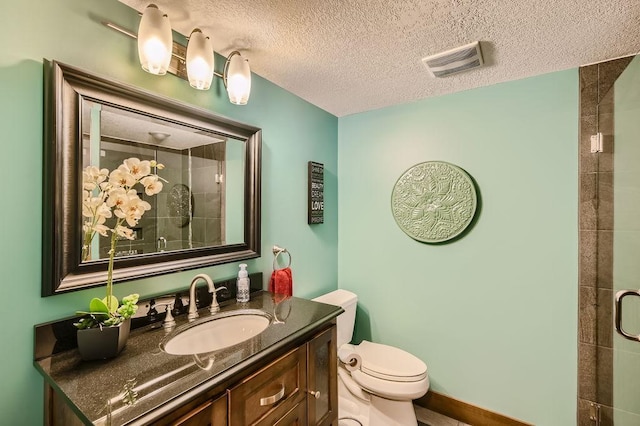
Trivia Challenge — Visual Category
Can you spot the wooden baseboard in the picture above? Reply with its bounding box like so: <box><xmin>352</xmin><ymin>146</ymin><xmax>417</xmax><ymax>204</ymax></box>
<box><xmin>415</xmin><ymin>391</ymin><xmax>533</xmax><ymax>426</ymax></box>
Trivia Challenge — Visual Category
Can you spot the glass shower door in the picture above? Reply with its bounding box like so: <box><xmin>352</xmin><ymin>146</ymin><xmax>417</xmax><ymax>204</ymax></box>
<box><xmin>611</xmin><ymin>54</ymin><xmax>640</xmax><ymax>425</ymax></box>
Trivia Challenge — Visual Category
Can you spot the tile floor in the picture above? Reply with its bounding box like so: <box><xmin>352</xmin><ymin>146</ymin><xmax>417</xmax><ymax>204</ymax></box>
<box><xmin>415</xmin><ymin>405</ymin><xmax>471</xmax><ymax>426</ymax></box>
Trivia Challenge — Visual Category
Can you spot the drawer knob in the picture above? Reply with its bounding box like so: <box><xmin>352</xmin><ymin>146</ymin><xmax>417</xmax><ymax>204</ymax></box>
<box><xmin>307</xmin><ymin>390</ymin><xmax>321</xmax><ymax>399</ymax></box>
<box><xmin>259</xmin><ymin>385</ymin><xmax>285</xmax><ymax>406</ymax></box>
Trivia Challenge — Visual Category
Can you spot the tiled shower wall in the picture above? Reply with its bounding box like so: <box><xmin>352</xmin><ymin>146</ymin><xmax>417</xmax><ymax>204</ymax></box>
<box><xmin>578</xmin><ymin>56</ymin><xmax>633</xmax><ymax>426</ymax></box>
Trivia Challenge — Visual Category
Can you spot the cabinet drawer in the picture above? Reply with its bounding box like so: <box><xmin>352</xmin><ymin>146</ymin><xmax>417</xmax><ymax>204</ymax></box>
<box><xmin>273</xmin><ymin>402</ymin><xmax>307</xmax><ymax>426</ymax></box>
<box><xmin>229</xmin><ymin>346</ymin><xmax>307</xmax><ymax>425</ymax></box>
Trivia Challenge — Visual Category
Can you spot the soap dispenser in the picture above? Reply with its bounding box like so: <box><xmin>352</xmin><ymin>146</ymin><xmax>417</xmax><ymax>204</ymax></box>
<box><xmin>236</xmin><ymin>264</ymin><xmax>250</xmax><ymax>303</ymax></box>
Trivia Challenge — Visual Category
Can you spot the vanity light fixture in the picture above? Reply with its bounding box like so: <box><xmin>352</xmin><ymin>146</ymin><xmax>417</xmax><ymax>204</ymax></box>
<box><xmin>224</xmin><ymin>51</ymin><xmax>252</xmax><ymax>105</ymax></box>
<box><xmin>103</xmin><ymin>6</ymin><xmax>252</xmax><ymax>104</ymax></box>
<box><xmin>186</xmin><ymin>29</ymin><xmax>215</xmax><ymax>90</ymax></box>
<box><xmin>137</xmin><ymin>4</ymin><xmax>173</xmax><ymax>75</ymax></box>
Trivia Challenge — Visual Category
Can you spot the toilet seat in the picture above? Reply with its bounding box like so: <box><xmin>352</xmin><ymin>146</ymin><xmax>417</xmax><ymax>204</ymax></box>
<box><xmin>351</xmin><ymin>368</ymin><xmax>430</xmax><ymax>401</ymax></box>
<box><xmin>354</xmin><ymin>341</ymin><xmax>427</xmax><ymax>382</ymax></box>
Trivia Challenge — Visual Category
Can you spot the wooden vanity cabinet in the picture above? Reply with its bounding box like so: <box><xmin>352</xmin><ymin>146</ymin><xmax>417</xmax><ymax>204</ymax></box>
<box><xmin>228</xmin><ymin>324</ymin><xmax>337</xmax><ymax>426</ymax></box>
<box><xmin>45</xmin><ymin>323</ymin><xmax>337</xmax><ymax>426</ymax></box>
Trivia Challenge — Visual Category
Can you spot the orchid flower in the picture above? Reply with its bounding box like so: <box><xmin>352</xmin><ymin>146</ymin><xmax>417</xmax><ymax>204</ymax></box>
<box><xmin>81</xmin><ymin>157</ymin><xmax>164</xmax><ymax>261</ymax></box>
<box><xmin>109</xmin><ymin>168</ymin><xmax>136</xmax><ymax>188</ymax></box>
<box><xmin>122</xmin><ymin>158</ymin><xmax>151</xmax><ymax>180</ymax></box>
<box><xmin>140</xmin><ymin>175</ymin><xmax>163</xmax><ymax>196</ymax></box>
<box><xmin>115</xmin><ymin>225</ymin><xmax>135</xmax><ymax>240</ymax></box>
<box><xmin>80</xmin><ymin>157</ymin><xmax>165</xmax><ymax>326</ymax></box>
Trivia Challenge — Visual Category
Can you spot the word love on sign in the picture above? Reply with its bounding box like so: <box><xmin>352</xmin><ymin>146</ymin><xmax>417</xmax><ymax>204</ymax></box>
<box><xmin>308</xmin><ymin>161</ymin><xmax>324</xmax><ymax>224</ymax></box>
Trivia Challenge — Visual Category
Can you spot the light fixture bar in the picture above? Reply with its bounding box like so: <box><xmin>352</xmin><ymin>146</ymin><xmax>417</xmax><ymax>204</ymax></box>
<box><xmin>103</xmin><ymin>21</ymin><xmax>138</xmax><ymax>39</ymax></box>
<box><xmin>101</xmin><ymin>20</ymin><xmax>223</xmax><ymax>79</ymax></box>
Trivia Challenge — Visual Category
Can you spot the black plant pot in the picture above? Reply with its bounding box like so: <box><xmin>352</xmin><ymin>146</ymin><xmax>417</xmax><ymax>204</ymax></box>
<box><xmin>77</xmin><ymin>318</ymin><xmax>131</xmax><ymax>361</ymax></box>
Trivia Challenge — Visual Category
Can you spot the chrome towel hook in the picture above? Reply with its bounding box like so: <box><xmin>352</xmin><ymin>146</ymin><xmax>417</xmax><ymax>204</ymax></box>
<box><xmin>272</xmin><ymin>245</ymin><xmax>292</xmax><ymax>270</ymax></box>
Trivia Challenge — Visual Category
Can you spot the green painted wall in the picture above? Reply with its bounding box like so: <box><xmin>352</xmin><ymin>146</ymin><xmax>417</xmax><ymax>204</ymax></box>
<box><xmin>338</xmin><ymin>71</ymin><xmax>578</xmax><ymax>425</ymax></box>
<box><xmin>0</xmin><ymin>1</ymin><xmax>337</xmax><ymax>424</ymax></box>
<box><xmin>0</xmin><ymin>0</ymin><xmax>584</xmax><ymax>424</ymax></box>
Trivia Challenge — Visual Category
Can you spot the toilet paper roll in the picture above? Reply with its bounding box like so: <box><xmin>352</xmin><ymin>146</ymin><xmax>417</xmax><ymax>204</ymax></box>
<box><xmin>338</xmin><ymin>345</ymin><xmax>362</xmax><ymax>372</ymax></box>
<box><xmin>343</xmin><ymin>353</ymin><xmax>361</xmax><ymax>372</ymax></box>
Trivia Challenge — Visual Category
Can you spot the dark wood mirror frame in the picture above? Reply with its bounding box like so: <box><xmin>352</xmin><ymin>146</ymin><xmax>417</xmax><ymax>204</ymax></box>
<box><xmin>42</xmin><ymin>61</ymin><xmax>261</xmax><ymax>296</ymax></box>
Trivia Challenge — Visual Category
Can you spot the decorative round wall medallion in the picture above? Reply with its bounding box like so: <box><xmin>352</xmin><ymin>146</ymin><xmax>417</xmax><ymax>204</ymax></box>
<box><xmin>391</xmin><ymin>161</ymin><xmax>477</xmax><ymax>243</ymax></box>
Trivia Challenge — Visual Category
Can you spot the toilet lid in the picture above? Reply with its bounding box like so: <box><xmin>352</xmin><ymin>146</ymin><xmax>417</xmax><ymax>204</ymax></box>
<box><xmin>356</xmin><ymin>341</ymin><xmax>427</xmax><ymax>382</ymax></box>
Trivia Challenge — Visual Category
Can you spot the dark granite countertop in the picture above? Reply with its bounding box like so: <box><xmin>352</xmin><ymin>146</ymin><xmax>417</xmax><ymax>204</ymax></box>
<box><xmin>35</xmin><ymin>292</ymin><xmax>342</xmax><ymax>425</ymax></box>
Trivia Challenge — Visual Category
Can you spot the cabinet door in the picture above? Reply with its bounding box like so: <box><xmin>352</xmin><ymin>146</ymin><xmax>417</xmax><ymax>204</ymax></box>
<box><xmin>171</xmin><ymin>394</ymin><xmax>227</xmax><ymax>426</ymax></box>
<box><xmin>45</xmin><ymin>384</ymin><xmax>84</xmax><ymax>426</ymax></box>
<box><xmin>307</xmin><ymin>325</ymin><xmax>338</xmax><ymax>426</ymax></box>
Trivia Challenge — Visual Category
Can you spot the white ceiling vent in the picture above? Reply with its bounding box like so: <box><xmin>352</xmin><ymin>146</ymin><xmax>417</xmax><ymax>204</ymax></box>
<box><xmin>422</xmin><ymin>41</ymin><xmax>484</xmax><ymax>78</ymax></box>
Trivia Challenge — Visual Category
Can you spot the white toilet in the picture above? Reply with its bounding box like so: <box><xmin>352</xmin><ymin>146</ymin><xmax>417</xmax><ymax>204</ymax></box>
<box><xmin>313</xmin><ymin>290</ymin><xmax>429</xmax><ymax>426</ymax></box>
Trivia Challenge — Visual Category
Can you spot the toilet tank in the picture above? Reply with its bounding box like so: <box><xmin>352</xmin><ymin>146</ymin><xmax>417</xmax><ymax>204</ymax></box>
<box><xmin>312</xmin><ymin>289</ymin><xmax>357</xmax><ymax>347</ymax></box>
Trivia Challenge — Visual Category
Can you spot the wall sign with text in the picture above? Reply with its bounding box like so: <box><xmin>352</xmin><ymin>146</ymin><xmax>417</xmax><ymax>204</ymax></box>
<box><xmin>308</xmin><ymin>161</ymin><xmax>324</xmax><ymax>224</ymax></box>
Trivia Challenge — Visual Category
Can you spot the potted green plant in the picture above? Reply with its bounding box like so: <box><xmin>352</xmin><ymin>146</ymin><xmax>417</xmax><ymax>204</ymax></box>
<box><xmin>74</xmin><ymin>157</ymin><xmax>165</xmax><ymax>360</ymax></box>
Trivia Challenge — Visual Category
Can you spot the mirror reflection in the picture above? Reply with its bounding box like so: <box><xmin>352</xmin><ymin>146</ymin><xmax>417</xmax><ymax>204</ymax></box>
<box><xmin>43</xmin><ymin>61</ymin><xmax>261</xmax><ymax>295</ymax></box>
<box><xmin>80</xmin><ymin>101</ymin><xmax>245</xmax><ymax>262</ymax></box>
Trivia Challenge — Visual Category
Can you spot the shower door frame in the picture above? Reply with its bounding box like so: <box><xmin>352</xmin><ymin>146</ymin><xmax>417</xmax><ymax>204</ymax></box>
<box><xmin>577</xmin><ymin>55</ymin><xmax>637</xmax><ymax>426</ymax></box>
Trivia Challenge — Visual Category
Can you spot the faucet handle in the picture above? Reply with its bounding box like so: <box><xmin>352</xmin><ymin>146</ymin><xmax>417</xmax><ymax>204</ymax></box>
<box><xmin>210</xmin><ymin>286</ymin><xmax>228</xmax><ymax>314</ymax></box>
<box><xmin>153</xmin><ymin>302</ymin><xmax>176</xmax><ymax>330</ymax></box>
<box><xmin>173</xmin><ymin>293</ymin><xmax>188</xmax><ymax>316</ymax></box>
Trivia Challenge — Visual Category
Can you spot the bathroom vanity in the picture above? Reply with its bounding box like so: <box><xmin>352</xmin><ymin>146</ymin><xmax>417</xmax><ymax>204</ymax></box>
<box><xmin>35</xmin><ymin>292</ymin><xmax>341</xmax><ymax>425</ymax></box>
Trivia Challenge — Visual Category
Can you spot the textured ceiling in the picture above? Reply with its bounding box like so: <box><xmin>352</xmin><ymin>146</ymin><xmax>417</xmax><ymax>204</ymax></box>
<box><xmin>119</xmin><ymin>0</ymin><xmax>640</xmax><ymax>117</ymax></box>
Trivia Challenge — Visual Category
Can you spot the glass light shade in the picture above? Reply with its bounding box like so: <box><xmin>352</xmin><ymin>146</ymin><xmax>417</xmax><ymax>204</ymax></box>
<box><xmin>226</xmin><ymin>54</ymin><xmax>251</xmax><ymax>105</ymax></box>
<box><xmin>137</xmin><ymin>4</ymin><xmax>173</xmax><ymax>75</ymax></box>
<box><xmin>186</xmin><ymin>29</ymin><xmax>214</xmax><ymax>90</ymax></box>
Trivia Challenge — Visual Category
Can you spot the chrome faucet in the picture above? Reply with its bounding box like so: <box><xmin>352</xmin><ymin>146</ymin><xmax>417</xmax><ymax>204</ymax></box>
<box><xmin>188</xmin><ymin>274</ymin><xmax>215</xmax><ymax>321</ymax></box>
<box><xmin>187</xmin><ymin>274</ymin><xmax>227</xmax><ymax>320</ymax></box>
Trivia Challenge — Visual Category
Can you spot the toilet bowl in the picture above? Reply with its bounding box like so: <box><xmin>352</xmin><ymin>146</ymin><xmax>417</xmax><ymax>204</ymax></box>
<box><xmin>313</xmin><ymin>290</ymin><xmax>429</xmax><ymax>426</ymax></box>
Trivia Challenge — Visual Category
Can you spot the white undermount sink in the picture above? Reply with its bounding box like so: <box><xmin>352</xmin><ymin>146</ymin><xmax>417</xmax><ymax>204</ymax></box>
<box><xmin>161</xmin><ymin>309</ymin><xmax>272</xmax><ymax>355</ymax></box>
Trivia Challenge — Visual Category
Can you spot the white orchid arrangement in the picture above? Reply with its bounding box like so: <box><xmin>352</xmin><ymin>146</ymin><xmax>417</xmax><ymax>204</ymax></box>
<box><xmin>75</xmin><ymin>157</ymin><xmax>165</xmax><ymax>330</ymax></box>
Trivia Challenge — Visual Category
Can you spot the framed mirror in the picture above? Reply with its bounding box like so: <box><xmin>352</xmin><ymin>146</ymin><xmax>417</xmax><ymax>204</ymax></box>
<box><xmin>42</xmin><ymin>61</ymin><xmax>261</xmax><ymax>296</ymax></box>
